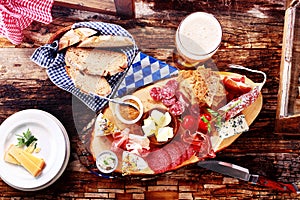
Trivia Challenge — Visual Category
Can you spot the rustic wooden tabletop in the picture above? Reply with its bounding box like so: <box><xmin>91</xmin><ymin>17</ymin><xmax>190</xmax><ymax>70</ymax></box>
<box><xmin>1</xmin><ymin>0</ymin><xmax>300</xmax><ymax>199</ymax></box>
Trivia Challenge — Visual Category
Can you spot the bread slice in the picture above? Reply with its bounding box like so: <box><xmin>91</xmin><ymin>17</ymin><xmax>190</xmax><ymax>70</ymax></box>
<box><xmin>77</xmin><ymin>35</ymin><xmax>134</xmax><ymax>48</ymax></box>
<box><xmin>198</xmin><ymin>69</ymin><xmax>226</xmax><ymax>108</ymax></box>
<box><xmin>58</xmin><ymin>28</ymin><xmax>98</xmax><ymax>51</ymax></box>
<box><xmin>65</xmin><ymin>47</ymin><xmax>128</xmax><ymax>76</ymax></box>
<box><xmin>177</xmin><ymin>68</ymin><xmax>226</xmax><ymax>107</ymax></box>
<box><xmin>65</xmin><ymin>65</ymin><xmax>112</xmax><ymax>96</ymax></box>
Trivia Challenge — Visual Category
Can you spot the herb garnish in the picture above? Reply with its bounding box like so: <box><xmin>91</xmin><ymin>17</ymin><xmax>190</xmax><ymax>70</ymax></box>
<box><xmin>16</xmin><ymin>129</ymin><xmax>38</xmax><ymax>148</ymax></box>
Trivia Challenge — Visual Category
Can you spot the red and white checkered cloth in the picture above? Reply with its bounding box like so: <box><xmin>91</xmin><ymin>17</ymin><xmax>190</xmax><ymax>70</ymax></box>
<box><xmin>0</xmin><ymin>0</ymin><xmax>54</xmax><ymax>44</ymax></box>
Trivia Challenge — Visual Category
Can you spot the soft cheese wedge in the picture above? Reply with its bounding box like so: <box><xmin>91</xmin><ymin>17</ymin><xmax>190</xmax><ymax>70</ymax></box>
<box><xmin>6</xmin><ymin>145</ymin><xmax>46</xmax><ymax>177</ymax></box>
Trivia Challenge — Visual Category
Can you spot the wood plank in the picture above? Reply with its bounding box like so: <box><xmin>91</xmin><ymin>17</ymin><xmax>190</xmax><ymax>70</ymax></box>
<box><xmin>0</xmin><ymin>49</ymin><xmax>46</xmax><ymax>80</ymax></box>
<box><xmin>144</xmin><ymin>191</ymin><xmax>179</xmax><ymax>200</ymax></box>
<box><xmin>54</xmin><ymin>0</ymin><xmax>135</xmax><ymax>18</ymax></box>
<box><xmin>114</xmin><ymin>0</ymin><xmax>135</xmax><ymax>19</ymax></box>
<box><xmin>54</xmin><ymin>0</ymin><xmax>116</xmax><ymax>15</ymax></box>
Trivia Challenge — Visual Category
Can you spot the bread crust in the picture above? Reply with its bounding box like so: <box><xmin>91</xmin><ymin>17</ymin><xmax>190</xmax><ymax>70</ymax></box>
<box><xmin>77</xmin><ymin>35</ymin><xmax>134</xmax><ymax>48</ymax></box>
<box><xmin>58</xmin><ymin>28</ymin><xmax>97</xmax><ymax>51</ymax></box>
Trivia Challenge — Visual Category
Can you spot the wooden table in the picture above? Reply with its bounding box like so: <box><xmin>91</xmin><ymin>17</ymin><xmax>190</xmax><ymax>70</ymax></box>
<box><xmin>1</xmin><ymin>0</ymin><xmax>300</xmax><ymax>199</ymax></box>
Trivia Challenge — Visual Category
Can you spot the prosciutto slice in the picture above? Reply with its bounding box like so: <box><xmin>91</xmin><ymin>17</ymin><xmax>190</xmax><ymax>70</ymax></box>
<box><xmin>111</xmin><ymin>128</ymin><xmax>130</xmax><ymax>152</ymax></box>
<box><xmin>126</xmin><ymin>134</ymin><xmax>150</xmax><ymax>156</ymax></box>
<box><xmin>111</xmin><ymin>128</ymin><xmax>150</xmax><ymax>157</ymax></box>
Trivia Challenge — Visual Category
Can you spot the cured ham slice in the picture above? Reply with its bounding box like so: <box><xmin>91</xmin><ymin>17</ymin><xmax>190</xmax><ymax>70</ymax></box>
<box><xmin>126</xmin><ymin>134</ymin><xmax>150</xmax><ymax>156</ymax></box>
<box><xmin>111</xmin><ymin>129</ymin><xmax>129</xmax><ymax>152</ymax></box>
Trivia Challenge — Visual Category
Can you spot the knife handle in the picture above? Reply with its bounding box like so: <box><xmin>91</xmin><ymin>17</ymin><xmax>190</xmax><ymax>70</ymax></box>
<box><xmin>250</xmin><ymin>175</ymin><xmax>298</xmax><ymax>193</ymax></box>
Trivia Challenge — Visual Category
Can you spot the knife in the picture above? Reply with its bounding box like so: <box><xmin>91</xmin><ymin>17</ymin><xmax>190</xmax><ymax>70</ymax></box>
<box><xmin>198</xmin><ymin>160</ymin><xmax>299</xmax><ymax>193</ymax></box>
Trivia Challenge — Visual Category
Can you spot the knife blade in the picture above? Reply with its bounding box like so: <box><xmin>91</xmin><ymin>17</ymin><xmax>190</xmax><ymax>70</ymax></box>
<box><xmin>198</xmin><ymin>160</ymin><xmax>299</xmax><ymax>193</ymax></box>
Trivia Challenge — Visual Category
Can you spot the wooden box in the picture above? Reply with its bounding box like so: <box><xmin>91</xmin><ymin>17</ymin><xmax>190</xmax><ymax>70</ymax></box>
<box><xmin>276</xmin><ymin>0</ymin><xmax>300</xmax><ymax>133</ymax></box>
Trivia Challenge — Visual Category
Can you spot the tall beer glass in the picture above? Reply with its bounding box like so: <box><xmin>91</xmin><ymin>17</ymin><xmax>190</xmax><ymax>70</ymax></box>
<box><xmin>174</xmin><ymin>12</ymin><xmax>222</xmax><ymax>69</ymax></box>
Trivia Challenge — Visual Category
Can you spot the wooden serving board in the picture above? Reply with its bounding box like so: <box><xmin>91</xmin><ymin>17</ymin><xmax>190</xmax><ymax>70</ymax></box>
<box><xmin>89</xmin><ymin>71</ymin><xmax>263</xmax><ymax>175</ymax></box>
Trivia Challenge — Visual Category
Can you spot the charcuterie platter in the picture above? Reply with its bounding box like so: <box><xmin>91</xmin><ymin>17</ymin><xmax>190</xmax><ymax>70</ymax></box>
<box><xmin>85</xmin><ymin>68</ymin><xmax>263</xmax><ymax>175</ymax></box>
<box><xmin>31</xmin><ymin>21</ymin><xmax>264</xmax><ymax>177</ymax></box>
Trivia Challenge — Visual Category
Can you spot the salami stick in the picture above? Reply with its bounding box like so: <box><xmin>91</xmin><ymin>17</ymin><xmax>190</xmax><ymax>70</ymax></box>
<box><xmin>219</xmin><ymin>86</ymin><xmax>260</xmax><ymax>121</ymax></box>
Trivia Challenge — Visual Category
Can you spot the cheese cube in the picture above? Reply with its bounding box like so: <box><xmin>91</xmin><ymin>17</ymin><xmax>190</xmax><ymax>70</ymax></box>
<box><xmin>156</xmin><ymin>127</ymin><xmax>173</xmax><ymax>142</ymax></box>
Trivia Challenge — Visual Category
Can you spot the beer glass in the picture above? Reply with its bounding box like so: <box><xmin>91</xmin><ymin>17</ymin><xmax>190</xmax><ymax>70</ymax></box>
<box><xmin>174</xmin><ymin>12</ymin><xmax>222</xmax><ymax>69</ymax></box>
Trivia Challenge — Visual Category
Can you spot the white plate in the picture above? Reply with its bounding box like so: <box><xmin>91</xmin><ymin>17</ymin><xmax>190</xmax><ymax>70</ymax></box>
<box><xmin>6</xmin><ymin>110</ymin><xmax>71</xmax><ymax>191</ymax></box>
<box><xmin>0</xmin><ymin>109</ymin><xmax>66</xmax><ymax>190</ymax></box>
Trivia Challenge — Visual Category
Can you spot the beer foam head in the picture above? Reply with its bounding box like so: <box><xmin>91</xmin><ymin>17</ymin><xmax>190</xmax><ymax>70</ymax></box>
<box><xmin>176</xmin><ymin>12</ymin><xmax>222</xmax><ymax>61</ymax></box>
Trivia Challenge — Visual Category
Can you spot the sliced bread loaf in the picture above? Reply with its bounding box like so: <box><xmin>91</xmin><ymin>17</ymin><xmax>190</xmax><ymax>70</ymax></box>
<box><xmin>65</xmin><ymin>47</ymin><xmax>128</xmax><ymax>76</ymax></box>
<box><xmin>65</xmin><ymin>65</ymin><xmax>112</xmax><ymax>96</ymax></box>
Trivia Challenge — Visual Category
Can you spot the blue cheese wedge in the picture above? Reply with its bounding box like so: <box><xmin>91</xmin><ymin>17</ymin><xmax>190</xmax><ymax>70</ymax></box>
<box><xmin>95</xmin><ymin>113</ymin><xmax>116</xmax><ymax>136</ymax></box>
<box><xmin>217</xmin><ymin>114</ymin><xmax>249</xmax><ymax>139</ymax></box>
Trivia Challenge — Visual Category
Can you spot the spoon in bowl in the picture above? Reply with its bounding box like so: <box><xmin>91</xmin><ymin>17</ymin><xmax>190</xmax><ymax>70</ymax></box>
<box><xmin>98</xmin><ymin>95</ymin><xmax>140</xmax><ymax>111</ymax></box>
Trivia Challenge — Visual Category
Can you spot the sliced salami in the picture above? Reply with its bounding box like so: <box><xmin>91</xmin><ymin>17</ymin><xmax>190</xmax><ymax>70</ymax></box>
<box><xmin>145</xmin><ymin>149</ymin><xmax>172</xmax><ymax>173</ymax></box>
<box><xmin>169</xmin><ymin>101</ymin><xmax>185</xmax><ymax>116</ymax></box>
<box><xmin>166</xmin><ymin>79</ymin><xmax>179</xmax><ymax>90</ymax></box>
<box><xmin>164</xmin><ymin>142</ymin><xmax>182</xmax><ymax>168</ymax></box>
<box><xmin>150</xmin><ymin>87</ymin><xmax>162</xmax><ymax>101</ymax></box>
<box><xmin>185</xmin><ymin>144</ymin><xmax>196</xmax><ymax>160</ymax></box>
<box><xmin>175</xmin><ymin>91</ymin><xmax>190</xmax><ymax>108</ymax></box>
<box><xmin>172</xmin><ymin>141</ymin><xmax>188</xmax><ymax>164</ymax></box>
<box><xmin>219</xmin><ymin>86</ymin><xmax>260</xmax><ymax>120</ymax></box>
<box><xmin>162</xmin><ymin>97</ymin><xmax>176</xmax><ymax>107</ymax></box>
<box><xmin>161</xmin><ymin>86</ymin><xmax>175</xmax><ymax>99</ymax></box>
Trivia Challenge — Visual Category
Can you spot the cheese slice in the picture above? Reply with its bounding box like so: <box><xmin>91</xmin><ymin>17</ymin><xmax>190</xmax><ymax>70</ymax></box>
<box><xmin>7</xmin><ymin>145</ymin><xmax>45</xmax><ymax>177</ymax></box>
<box><xmin>22</xmin><ymin>150</ymin><xmax>46</xmax><ymax>170</ymax></box>
<box><xmin>4</xmin><ymin>150</ymin><xmax>21</xmax><ymax>165</ymax></box>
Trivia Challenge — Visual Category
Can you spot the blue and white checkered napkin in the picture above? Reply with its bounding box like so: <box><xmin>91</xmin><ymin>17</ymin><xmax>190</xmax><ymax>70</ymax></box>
<box><xmin>116</xmin><ymin>52</ymin><xmax>178</xmax><ymax>97</ymax></box>
<box><xmin>31</xmin><ymin>21</ymin><xmax>178</xmax><ymax>112</ymax></box>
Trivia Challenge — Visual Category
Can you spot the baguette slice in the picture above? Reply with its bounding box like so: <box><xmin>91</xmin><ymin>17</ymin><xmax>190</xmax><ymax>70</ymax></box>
<box><xmin>58</xmin><ymin>28</ymin><xmax>98</xmax><ymax>51</ymax></box>
<box><xmin>77</xmin><ymin>35</ymin><xmax>134</xmax><ymax>48</ymax></box>
<box><xmin>65</xmin><ymin>65</ymin><xmax>112</xmax><ymax>96</ymax></box>
<box><xmin>65</xmin><ymin>47</ymin><xmax>128</xmax><ymax>76</ymax></box>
